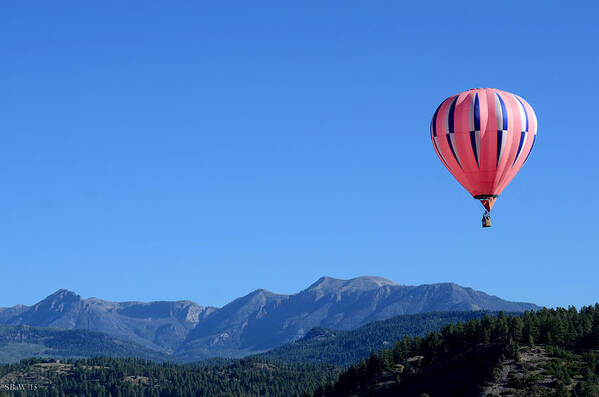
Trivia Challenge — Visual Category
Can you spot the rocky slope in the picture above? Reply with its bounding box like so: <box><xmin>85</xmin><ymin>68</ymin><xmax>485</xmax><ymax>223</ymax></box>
<box><xmin>2</xmin><ymin>289</ymin><xmax>215</xmax><ymax>353</ymax></box>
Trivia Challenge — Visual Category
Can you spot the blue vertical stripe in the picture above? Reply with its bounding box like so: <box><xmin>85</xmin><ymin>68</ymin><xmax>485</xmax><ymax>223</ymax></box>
<box><xmin>470</xmin><ymin>131</ymin><xmax>479</xmax><ymax>167</ymax></box>
<box><xmin>496</xmin><ymin>93</ymin><xmax>508</xmax><ymax>129</ymax></box>
<box><xmin>513</xmin><ymin>131</ymin><xmax>526</xmax><ymax>165</ymax></box>
<box><xmin>431</xmin><ymin>104</ymin><xmax>441</xmax><ymax>137</ymax></box>
<box><xmin>448</xmin><ymin>97</ymin><xmax>457</xmax><ymax>134</ymax></box>
<box><xmin>515</xmin><ymin>96</ymin><xmax>529</xmax><ymax>132</ymax></box>
<box><xmin>523</xmin><ymin>135</ymin><xmax>536</xmax><ymax>164</ymax></box>
<box><xmin>474</xmin><ymin>93</ymin><xmax>480</xmax><ymax>131</ymax></box>
<box><xmin>496</xmin><ymin>130</ymin><xmax>503</xmax><ymax>167</ymax></box>
<box><xmin>446</xmin><ymin>134</ymin><xmax>461</xmax><ymax>168</ymax></box>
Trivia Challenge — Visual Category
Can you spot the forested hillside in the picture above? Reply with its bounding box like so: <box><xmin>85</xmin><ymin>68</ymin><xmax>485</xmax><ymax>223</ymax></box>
<box><xmin>310</xmin><ymin>305</ymin><xmax>599</xmax><ymax>397</ymax></box>
<box><xmin>3</xmin><ymin>306</ymin><xmax>599</xmax><ymax>396</ymax></box>
<box><xmin>0</xmin><ymin>357</ymin><xmax>338</xmax><ymax>397</ymax></box>
<box><xmin>0</xmin><ymin>325</ymin><xmax>169</xmax><ymax>363</ymax></box>
<box><xmin>259</xmin><ymin>311</ymin><xmax>500</xmax><ymax>366</ymax></box>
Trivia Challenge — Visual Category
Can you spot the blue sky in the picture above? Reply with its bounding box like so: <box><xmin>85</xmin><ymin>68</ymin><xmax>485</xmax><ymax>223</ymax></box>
<box><xmin>1</xmin><ymin>1</ymin><xmax>597</xmax><ymax>309</ymax></box>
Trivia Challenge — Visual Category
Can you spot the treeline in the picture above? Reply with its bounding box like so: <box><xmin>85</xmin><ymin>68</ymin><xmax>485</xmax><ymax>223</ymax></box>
<box><xmin>259</xmin><ymin>311</ymin><xmax>499</xmax><ymax>366</ymax></box>
<box><xmin>0</xmin><ymin>356</ymin><xmax>339</xmax><ymax>397</ymax></box>
<box><xmin>0</xmin><ymin>325</ymin><xmax>168</xmax><ymax>362</ymax></box>
<box><xmin>311</xmin><ymin>305</ymin><xmax>599</xmax><ymax>396</ymax></box>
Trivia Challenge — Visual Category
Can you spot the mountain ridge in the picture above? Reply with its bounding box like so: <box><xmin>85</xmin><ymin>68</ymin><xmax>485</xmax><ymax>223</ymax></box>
<box><xmin>0</xmin><ymin>276</ymin><xmax>540</xmax><ymax>360</ymax></box>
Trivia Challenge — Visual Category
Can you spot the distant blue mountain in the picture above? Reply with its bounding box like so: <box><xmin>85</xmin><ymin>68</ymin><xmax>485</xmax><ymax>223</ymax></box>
<box><xmin>0</xmin><ymin>276</ymin><xmax>539</xmax><ymax>360</ymax></box>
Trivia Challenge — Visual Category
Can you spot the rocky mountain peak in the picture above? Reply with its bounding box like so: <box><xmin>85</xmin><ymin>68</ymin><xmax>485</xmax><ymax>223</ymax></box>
<box><xmin>48</xmin><ymin>288</ymin><xmax>79</xmax><ymax>298</ymax></box>
<box><xmin>306</xmin><ymin>276</ymin><xmax>399</xmax><ymax>293</ymax></box>
<box><xmin>38</xmin><ymin>289</ymin><xmax>82</xmax><ymax>310</ymax></box>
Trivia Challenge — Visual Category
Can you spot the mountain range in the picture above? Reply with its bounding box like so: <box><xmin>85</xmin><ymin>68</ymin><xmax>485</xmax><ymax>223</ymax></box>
<box><xmin>0</xmin><ymin>276</ymin><xmax>540</xmax><ymax>360</ymax></box>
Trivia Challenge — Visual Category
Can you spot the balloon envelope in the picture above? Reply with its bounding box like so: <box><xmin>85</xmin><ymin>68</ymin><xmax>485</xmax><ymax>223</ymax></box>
<box><xmin>430</xmin><ymin>88</ymin><xmax>537</xmax><ymax>210</ymax></box>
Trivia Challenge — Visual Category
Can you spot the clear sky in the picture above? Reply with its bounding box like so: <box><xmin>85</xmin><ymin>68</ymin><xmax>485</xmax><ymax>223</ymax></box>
<box><xmin>1</xmin><ymin>1</ymin><xmax>597</xmax><ymax>310</ymax></box>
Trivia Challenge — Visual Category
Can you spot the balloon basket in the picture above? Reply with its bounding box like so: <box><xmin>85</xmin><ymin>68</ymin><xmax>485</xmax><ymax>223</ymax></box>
<box><xmin>482</xmin><ymin>211</ymin><xmax>492</xmax><ymax>228</ymax></box>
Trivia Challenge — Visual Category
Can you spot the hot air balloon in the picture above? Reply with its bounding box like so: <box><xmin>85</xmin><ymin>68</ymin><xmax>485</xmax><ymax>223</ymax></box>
<box><xmin>430</xmin><ymin>88</ymin><xmax>537</xmax><ymax>227</ymax></box>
